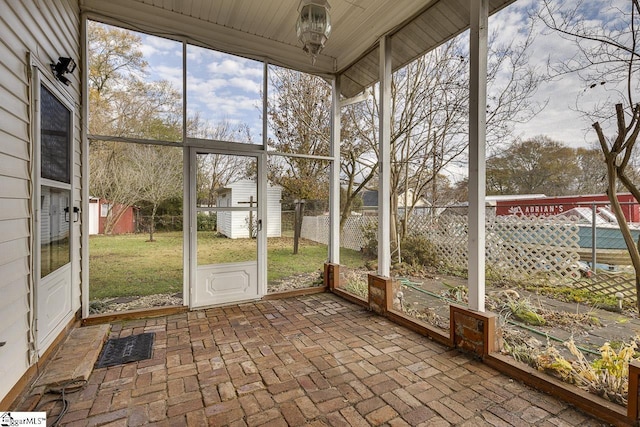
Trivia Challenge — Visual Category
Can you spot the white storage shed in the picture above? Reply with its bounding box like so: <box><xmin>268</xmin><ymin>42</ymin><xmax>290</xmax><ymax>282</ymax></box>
<box><xmin>216</xmin><ymin>180</ymin><xmax>282</xmax><ymax>239</ymax></box>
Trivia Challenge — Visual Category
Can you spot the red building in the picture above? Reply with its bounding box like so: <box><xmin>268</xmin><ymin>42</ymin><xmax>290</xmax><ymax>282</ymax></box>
<box><xmin>494</xmin><ymin>194</ymin><xmax>640</xmax><ymax>223</ymax></box>
<box><xmin>89</xmin><ymin>198</ymin><xmax>137</xmax><ymax>235</ymax></box>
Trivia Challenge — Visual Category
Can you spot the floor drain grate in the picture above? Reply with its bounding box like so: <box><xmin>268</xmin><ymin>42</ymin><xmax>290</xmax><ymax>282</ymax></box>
<box><xmin>95</xmin><ymin>332</ymin><xmax>155</xmax><ymax>368</ymax></box>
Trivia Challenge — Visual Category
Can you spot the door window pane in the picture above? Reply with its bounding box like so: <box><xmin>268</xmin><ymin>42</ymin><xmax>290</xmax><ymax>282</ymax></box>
<box><xmin>196</xmin><ymin>153</ymin><xmax>258</xmax><ymax>265</ymax></box>
<box><xmin>41</xmin><ymin>85</ymin><xmax>71</xmax><ymax>183</ymax></box>
<box><xmin>41</xmin><ymin>186</ymin><xmax>71</xmax><ymax>277</ymax></box>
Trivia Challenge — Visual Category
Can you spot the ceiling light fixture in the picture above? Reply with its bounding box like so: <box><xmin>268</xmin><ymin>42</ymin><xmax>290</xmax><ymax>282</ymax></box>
<box><xmin>296</xmin><ymin>0</ymin><xmax>331</xmax><ymax>65</ymax></box>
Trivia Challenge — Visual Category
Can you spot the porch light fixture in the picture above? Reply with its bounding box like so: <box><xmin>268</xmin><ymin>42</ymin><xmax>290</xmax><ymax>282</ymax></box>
<box><xmin>296</xmin><ymin>0</ymin><xmax>331</xmax><ymax>64</ymax></box>
<box><xmin>51</xmin><ymin>56</ymin><xmax>76</xmax><ymax>86</ymax></box>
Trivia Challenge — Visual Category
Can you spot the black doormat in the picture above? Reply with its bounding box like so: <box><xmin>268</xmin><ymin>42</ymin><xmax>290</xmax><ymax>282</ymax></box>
<box><xmin>95</xmin><ymin>332</ymin><xmax>155</xmax><ymax>368</ymax></box>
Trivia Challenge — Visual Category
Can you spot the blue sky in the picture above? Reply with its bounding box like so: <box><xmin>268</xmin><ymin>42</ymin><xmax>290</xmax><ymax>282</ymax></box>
<box><xmin>138</xmin><ymin>34</ymin><xmax>264</xmax><ymax>141</ymax></box>
<box><xmin>130</xmin><ymin>0</ymin><xmax>633</xmax><ymax>179</ymax></box>
<box><xmin>494</xmin><ymin>0</ymin><xmax>634</xmax><ymax>148</ymax></box>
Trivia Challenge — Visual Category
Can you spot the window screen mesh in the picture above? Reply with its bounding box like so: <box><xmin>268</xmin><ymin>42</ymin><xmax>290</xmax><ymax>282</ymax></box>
<box><xmin>41</xmin><ymin>85</ymin><xmax>71</xmax><ymax>183</ymax></box>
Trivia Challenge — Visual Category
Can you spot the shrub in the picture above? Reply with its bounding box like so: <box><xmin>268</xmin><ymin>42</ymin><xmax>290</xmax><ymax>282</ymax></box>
<box><xmin>360</xmin><ymin>223</ymin><xmax>439</xmax><ymax>269</ymax></box>
<box><xmin>400</xmin><ymin>234</ymin><xmax>438</xmax><ymax>267</ymax></box>
<box><xmin>197</xmin><ymin>212</ymin><xmax>216</xmax><ymax>231</ymax></box>
<box><xmin>361</xmin><ymin>222</ymin><xmax>378</xmax><ymax>257</ymax></box>
<box><xmin>568</xmin><ymin>338</ymin><xmax>636</xmax><ymax>405</ymax></box>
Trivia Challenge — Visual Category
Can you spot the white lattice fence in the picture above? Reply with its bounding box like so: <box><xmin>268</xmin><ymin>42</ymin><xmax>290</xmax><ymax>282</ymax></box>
<box><xmin>412</xmin><ymin>214</ymin><xmax>582</xmax><ymax>280</ymax></box>
<box><xmin>301</xmin><ymin>215</ymin><xmax>375</xmax><ymax>251</ymax></box>
<box><xmin>340</xmin><ymin>216</ymin><xmax>376</xmax><ymax>251</ymax></box>
<box><xmin>301</xmin><ymin>216</ymin><xmax>329</xmax><ymax>245</ymax></box>
<box><xmin>303</xmin><ymin>213</ymin><xmax>582</xmax><ymax>281</ymax></box>
<box><xmin>573</xmin><ymin>271</ymin><xmax>636</xmax><ymax>301</ymax></box>
<box><xmin>300</xmin><ymin>213</ymin><xmax>637</xmax><ymax>300</ymax></box>
<box><xmin>409</xmin><ymin>214</ymin><xmax>468</xmax><ymax>270</ymax></box>
<box><xmin>485</xmin><ymin>216</ymin><xmax>581</xmax><ymax>280</ymax></box>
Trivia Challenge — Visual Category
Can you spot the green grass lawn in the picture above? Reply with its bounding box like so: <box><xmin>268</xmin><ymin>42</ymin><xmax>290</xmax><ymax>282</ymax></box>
<box><xmin>89</xmin><ymin>232</ymin><xmax>184</xmax><ymax>299</ymax></box>
<box><xmin>267</xmin><ymin>238</ymin><xmax>367</xmax><ymax>282</ymax></box>
<box><xmin>89</xmin><ymin>231</ymin><xmax>369</xmax><ymax>300</ymax></box>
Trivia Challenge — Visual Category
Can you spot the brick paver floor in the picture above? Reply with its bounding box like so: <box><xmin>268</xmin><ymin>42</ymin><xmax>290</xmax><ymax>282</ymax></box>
<box><xmin>51</xmin><ymin>293</ymin><xmax>609</xmax><ymax>426</ymax></box>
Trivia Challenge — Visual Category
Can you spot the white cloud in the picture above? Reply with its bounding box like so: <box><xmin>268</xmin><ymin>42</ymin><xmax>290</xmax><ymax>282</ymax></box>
<box><xmin>227</xmin><ymin>77</ymin><xmax>261</xmax><ymax>94</ymax></box>
<box><xmin>187</xmin><ymin>76</ymin><xmax>261</xmax><ymax>97</ymax></box>
<box><xmin>139</xmin><ymin>44</ymin><xmax>158</xmax><ymax>57</ymax></box>
<box><xmin>137</xmin><ymin>34</ymin><xmax>265</xmax><ymax>134</ymax></box>
<box><xmin>490</xmin><ymin>0</ymin><xmax>636</xmax><ymax>148</ymax></box>
<box><xmin>131</xmin><ymin>1</ymin><xmax>635</xmax><ymax>155</ymax></box>
<box><xmin>152</xmin><ymin>65</ymin><xmax>183</xmax><ymax>87</ymax></box>
<box><xmin>139</xmin><ymin>34</ymin><xmax>181</xmax><ymax>63</ymax></box>
<box><xmin>207</xmin><ymin>59</ymin><xmax>263</xmax><ymax>79</ymax></box>
<box><xmin>142</xmin><ymin>34</ymin><xmax>181</xmax><ymax>55</ymax></box>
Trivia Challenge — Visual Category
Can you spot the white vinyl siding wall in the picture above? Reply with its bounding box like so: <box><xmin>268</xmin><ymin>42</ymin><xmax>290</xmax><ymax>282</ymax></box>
<box><xmin>0</xmin><ymin>0</ymin><xmax>80</xmax><ymax>403</ymax></box>
<box><xmin>266</xmin><ymin>184</ymin><xmax>282</xmax><ymax>238</ymax></box>
<box><xmin>230</xmin><ymin>181</ymin><xmax>256</xmax><ymax>239</ymax></box>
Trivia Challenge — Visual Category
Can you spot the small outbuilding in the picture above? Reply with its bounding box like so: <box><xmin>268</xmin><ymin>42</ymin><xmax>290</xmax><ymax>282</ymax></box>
<box><xmin>216</xmin><ymin>180</ymin><xmax>282</xmax><ymax>239</ymax></box>
<box><xmin>88</xmin><ymin>198</ymin><xmax>137</xmax><ymax>235</ymax></box>
<box><xmin>361</xmin><ymin>189</ymin><xmax>431</xmax><ymax>215</ymax></box>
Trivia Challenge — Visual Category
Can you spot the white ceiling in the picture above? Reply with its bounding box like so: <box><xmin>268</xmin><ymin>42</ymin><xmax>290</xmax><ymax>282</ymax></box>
<box><xmin>81</xmin><ymin>0</ymin><xmax>516</xmax><ymax>97</ymax></box>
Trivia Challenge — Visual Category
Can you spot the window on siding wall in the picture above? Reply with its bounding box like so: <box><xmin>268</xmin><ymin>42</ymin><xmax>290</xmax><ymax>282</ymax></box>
<box><xmin>100</xmin><ymin>203</ymin><xmax>111</xmax><ymax>217</ymax></box>
<box><xmin>41</xmin><ymin>86</ymin><xmax>71</xmax><ymax>183</ymax></box>
<box><xmin>40</xmin><ymin>84</ymin><xmax>72</xmax><ymax>278</ymax></box>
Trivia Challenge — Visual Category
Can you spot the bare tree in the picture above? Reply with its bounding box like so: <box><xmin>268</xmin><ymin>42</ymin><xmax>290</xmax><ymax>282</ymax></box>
<box><xmin>266</xmin><ymin>67</ymin><xmax>331</xmax><ymax>202</ymax></box>
<box><xmin>355</xmin><ymin>30</ymin><xmax>544</xmax><ymax>240</ymax></box>
<box><xmin>266</xmin><ymin>24</ymin><xmax>543</xmax><ymax>245</ymax></box>
<box><xmin>131</xmin><ymin>145</ymin><xmax>182</xmax><ymax>241</ymax></box>
<box><xmin>350</xmin><ymin>43</ymin><xmax>469</xmax><ymax>239</ymax></box>
<box><xmin>594</xmin><ymin>105</ymin><xmax>640</xmax><ymax>310</ymax></box>
<box><xmin>266</xmin><ymin>66</ymin><xmax>376</xmax><ymax>226</ymax></box>
<box><xmin>89</xmin><ymin>140</ymin><xmax>143</xmax><ymax>234</ymax></box>
<box><xmin>539</xmin><ymin>0</ymin><xmax>640</xmax><ymax>311</ymax></box>
<box><xmin>89</xmin><ymin>140</ymin><xmax>183</xmax><ymax>237</ymax></box>
<box><xmin>338</xmin><ymin>101</ymin><xmax>378</xmax><ymax>228</ymax></box>
<box><xmin>88</xmin><ymin>22</ymin><xmax>184</xmax><ymax>235</ymax></box>
<box><xmin>423</xmin><ymin>174</ymin><xmax>464</xmax><ymax>207</ymax></box>
<box><xmin>392</xmin><ymin>44</ymin><xmax>470</xmax><ymax>237</ymax></box>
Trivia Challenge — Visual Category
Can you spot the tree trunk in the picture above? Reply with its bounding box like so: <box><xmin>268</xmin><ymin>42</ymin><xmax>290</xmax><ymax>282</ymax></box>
<box><xmin>148</xmin><ymin>203</ymin><xmax>157</xmax><ymax>242</ymax></box>
<box><xmin>603</xmin><ymin>168</ymin><xmax>640</xmax><ymax>312</ymax></box>
<box><xmin>637</xmin><ymin>233</ymin><xmax>640</xmax><ymax>313</ymax></box>
<box><xmin>390</xmin><ymin>189</ymin><xmax>399</xmax><ymax>262</ymax></box>
<box><xmin>104</xmin><ymin>204</ymin><xmax>130</xmax><ymax>235</ymax></box>
<box><xmin>594</xmin><ymin>106</ymin><xmax>640</xmax><ymax>312</ymax></box>
<box><xmin>293</xmin><ymin>200</ymin><xmax>305</xmax><ymax>255</ymax></box>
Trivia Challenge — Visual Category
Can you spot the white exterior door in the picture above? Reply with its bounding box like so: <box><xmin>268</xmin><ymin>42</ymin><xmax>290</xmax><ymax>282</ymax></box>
<box><xmin>35</xmin><ymin>78</ymin><xmax>75</xmax><ymax>354</ymax></box>
<box><xmin>189</xmin><ymin>149</ymin><xmax>265</xmax><ymax>308</ymax></box>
